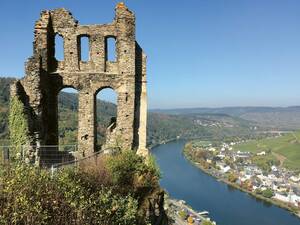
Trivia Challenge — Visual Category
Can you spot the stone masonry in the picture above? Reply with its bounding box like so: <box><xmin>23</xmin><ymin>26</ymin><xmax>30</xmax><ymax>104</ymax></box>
<box><xmin>10</xmin><ymin>2</ymin><xmax>148</xmax><ymax>165</ymax></box>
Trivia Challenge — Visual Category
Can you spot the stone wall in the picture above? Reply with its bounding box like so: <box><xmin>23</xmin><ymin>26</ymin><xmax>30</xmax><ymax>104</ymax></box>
<box><xmin>10</xmin><ymin>2</ymin><xmax>148</xmax><ymax>165</ymax></box>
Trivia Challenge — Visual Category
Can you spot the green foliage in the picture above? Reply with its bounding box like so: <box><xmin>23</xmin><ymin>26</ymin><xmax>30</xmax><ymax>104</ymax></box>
<box><xmin>0</xmin><ymin>78</ymin><xmax>14</xmax><ymax>104</ymax></box>
<box><xmin>147</xmin><ymin>112</ymin><xmax>255</xmax><ymax>147</ymax></box>
<box><xmin>106</xmin><ymin>150</ymin><xmax>160</xmax><ymax>190</ymax></box>
<box><xmin>184</xmin><ymin>142</ymin><xmax>210</xmax><ymax>167</ymax></box>
<box><xmin>251</xmin><ymin>154</ymin><xmax>279</xmax><ymax>173</ymax></box>
<box><xmin>0</xmin><ymin>78</ymin><xmax>258</xmax><ymax>149</ymax></box>
<box><xmin>0</xmin><ymin>78</ymin><xmax>16</xmax><ymax>142</ymax></box>
<box><xmin>227</xmin><ymin>172</ymin><xmax>238</xmax><ymax>183</ymax></box>
<box><xmin>8</xmin><ymin>96</ymin><xmax>30</xmax><ymax>151</ymax></box>
<box><xmin>57</xmin><ymin>91</ymin><xmax>117</xmax><ymax>146</ymax></box>
<box><xmin>255</xmin><ymin>188</ymin><xmax>263</xmax><ymax>195</ymax></box>
<box><xmin>178</xmin><ymin>210</ymin><xmax>187</xmax><ymax>220</ymax></box>
<box><xmin>0</xmin><ymin>151</ymin><xmax>161</xmax><ymax>225</ymax></box>
<box><xmin>262</xmin><ymin>188</ymin><xmax>274</xmax><ymax>198</ymax></box>
<box><xmin>58</xmin><ymin>106</ymin><xmax>78</xmax><ymax>145</ymax></box>
<box><xmin>234</xmin><ymin>131</ymin><xmax>300</xmax><ymax>171</ymax></box>
<box><xmin>147</xmin><ymin>154</ymin><xmax>161</xmax><ymax>179</ymax></box>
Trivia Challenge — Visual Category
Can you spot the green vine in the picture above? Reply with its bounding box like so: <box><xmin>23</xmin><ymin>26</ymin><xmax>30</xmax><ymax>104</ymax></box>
<box><xmin>9</xmin><ymin>96</ymin><xmax>30</xmax><ymax>150</ymax></box>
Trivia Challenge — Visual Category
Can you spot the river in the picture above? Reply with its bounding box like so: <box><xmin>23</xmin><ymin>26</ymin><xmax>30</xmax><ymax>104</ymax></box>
<box><xmin>151</xmin><ymin>140</ymin><xmax>300</xmax><ymax>225</ymax></box>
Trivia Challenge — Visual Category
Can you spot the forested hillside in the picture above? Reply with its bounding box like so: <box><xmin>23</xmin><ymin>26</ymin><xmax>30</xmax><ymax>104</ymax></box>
<box><xmin>0</xmin><ymin>77</ymin><xmax>117</xmax><ymax>146</ymax></box>
<box><xmin>147</xmin><ymin>113</ymin><xmax>256</xmax><ymax>147</ymax></box>
<box><xmin>0</xmin><ymin>77</ymin><xmax>258</xmax><ymax>147</ymax></box>
<box><xmin>57</xmin><ymin>91</ymin><xmax>117</xmax><ymax>146</ymax></box>
<box><xmin>153</xmin><ymin>106</ymin><xmax>300</xmax><ymax>130</ymax></box>
<box><xmin>0</xmin><ymin>78</ymin><xmax>16</xmax><ymax>144</ymax></box>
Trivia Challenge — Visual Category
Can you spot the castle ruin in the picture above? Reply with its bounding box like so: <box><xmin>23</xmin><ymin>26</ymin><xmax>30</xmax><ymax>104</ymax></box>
<box><xmin>10</xmin><ymin>2</ymin><xmax>148</xmax><ymax>165</ymax></box>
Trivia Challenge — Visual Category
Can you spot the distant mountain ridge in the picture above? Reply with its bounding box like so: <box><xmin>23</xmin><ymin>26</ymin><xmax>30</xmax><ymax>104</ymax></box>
<box><xmin>152</xmin><ymin>106</ymin><xmax>300</xmax><ymax>130</ymax></box>
<box><xmin>152</xmin><ymin>106</ymin><xmax>300</xmax><ymax>116</ymax></box>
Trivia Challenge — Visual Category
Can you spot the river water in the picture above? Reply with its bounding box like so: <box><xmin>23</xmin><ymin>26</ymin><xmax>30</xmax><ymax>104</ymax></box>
<box><xmin>151</xmin><ymin>140</ymin><xmax>300</xmax><ymax>225</ymax></box>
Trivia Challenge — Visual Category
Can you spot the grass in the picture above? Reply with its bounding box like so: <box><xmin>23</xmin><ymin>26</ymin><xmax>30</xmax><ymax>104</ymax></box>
<box><xmin>234</xmin><ymin>131</ymin><xmax>300</xmax><ymax>171</ymax></box>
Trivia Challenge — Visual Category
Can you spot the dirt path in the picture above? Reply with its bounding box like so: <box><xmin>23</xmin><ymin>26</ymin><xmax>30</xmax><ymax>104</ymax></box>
<box><xmin>272</xmin><ymin>152</ymin><xmax>286</xmax><ymax>167</ymax></box>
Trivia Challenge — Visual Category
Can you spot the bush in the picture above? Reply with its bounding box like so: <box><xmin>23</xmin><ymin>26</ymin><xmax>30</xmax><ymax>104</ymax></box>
<box><xmin>227</xmin><ymin>172</ymin><xmax>238</xmax><ymax>183</ymax></box>
<box><xmin>0</xmin><ymin>151</ymin><xmax>161</xmax><ymax>225</ymax></box>
<box><xmin>0</xmin><ymin>165</ymin><xmax>76</xmax><ymax>225</ymax></box>
<box><xmin>262</xmin><ymin>188</ymin><xmax>274</xmax><ymax>198</ymax></box>
<box><xmin>106</xmin><ymin>150</ymin><xmax>160</xmax><ymax>191</ymax></box>
<box><xmin>178</xmin><ymin>210</ymin><xmax>187</xmax><ymax>219</ymax></box>
<box><xmin>9</xmin><ymin>97</ymin><xmax>30</xmax><ymax>149</ymax></box>
<box><xmin>255</xmin><ymin>188</ymin><xmax>263</xmax><ymax>195</ymax></box>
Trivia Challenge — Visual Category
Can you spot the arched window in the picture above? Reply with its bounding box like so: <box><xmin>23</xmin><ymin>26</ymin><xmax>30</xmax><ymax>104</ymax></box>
<box><xmin>105</xmin><ymin>37</ymin><xmax>116</xmax><ymax>62</ymax></box>
<box><xmin>55</xmin><ymin>34</ymin><xmax>64</xmax><ymax>61</ymax></box>
<box><xmin>78</xmin><ymin>36</ymin><xmax>90</xmax><ymax>62</ymax></box>
<box><xmin>95</xmin><ymin>88</ymin><xmax>117</xmax><ymax>149</ymax></box>
<box><xmin>58</xmin><ymin>87</ymin><xmax>78</xmax><ymax>151</ymax></box>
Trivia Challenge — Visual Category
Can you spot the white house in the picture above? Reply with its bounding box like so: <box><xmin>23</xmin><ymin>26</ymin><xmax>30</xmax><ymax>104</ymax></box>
<box><xmin>221</xmin><ymin>165</ymin><xmax>231</xmax><ymax>173</ymax></box>
<box><xmin>290</xmin><ymin>176</ymin><xmax>300</xmax><ymax>183</ymax></box>
<box><xmin>208</xmin><ymin>147</ymin><xmax>216</xmax><ymax>152</ymax></box>
<box><xmin>257</xmin><ymin>151</ymin><xmax>266</xmax><ymax>156</ymax></box>
<box><xmin>274</xmin><ymin>193</ymin><xmax>300</xmax><ymax>207</ymax></box>
<box><xmin>271</xmin><ymin>166</ymin><xmax>278</xmax><ymax>172</ymax></box>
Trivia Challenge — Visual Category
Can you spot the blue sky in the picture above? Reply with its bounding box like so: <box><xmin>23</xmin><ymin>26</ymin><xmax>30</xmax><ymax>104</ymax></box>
<box><xmin>1</xmin><ymin>0</ymin><xmax>300</xmax><ymax>109</ymax></box>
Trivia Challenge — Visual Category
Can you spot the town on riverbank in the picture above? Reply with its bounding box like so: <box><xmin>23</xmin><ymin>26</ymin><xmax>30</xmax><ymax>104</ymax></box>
<box><xmin>183</xmin><ymin>136</ymin><xmax>300</xmax><ymax>218</ymax></box>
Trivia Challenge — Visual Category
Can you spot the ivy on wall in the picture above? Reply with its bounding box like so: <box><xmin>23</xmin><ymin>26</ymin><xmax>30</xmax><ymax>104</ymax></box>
<box><xmin>9</xmin><ymin>96</ymin><xmax>30</xmax><ymax>148</ymax></box>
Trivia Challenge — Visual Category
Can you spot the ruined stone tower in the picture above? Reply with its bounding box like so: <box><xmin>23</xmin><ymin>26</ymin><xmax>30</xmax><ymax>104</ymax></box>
<box><xmin>10</xmin><ymin>2</ymin><xmax>148</xmax><ymax>165</ymax></box>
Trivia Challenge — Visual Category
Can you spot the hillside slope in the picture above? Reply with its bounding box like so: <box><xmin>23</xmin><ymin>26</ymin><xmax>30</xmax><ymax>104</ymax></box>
<box><xmin>0</xmin><ymin>78</ymin><xmax>116</xmax><ymax>145</ymax></box>
<box><xmin>0</xmin><ymin>77</ymin><xmax>255</xmax><ymax>147</ymax></box>
<box><xmin>234</xmin><ymin>131</ymin><xmax>300</xmax><ymax>171</ymax></box>
<box><xmin>153</xmin><ymin>106</ymin><xmax>300</xmax><ymax>130</ymax></box>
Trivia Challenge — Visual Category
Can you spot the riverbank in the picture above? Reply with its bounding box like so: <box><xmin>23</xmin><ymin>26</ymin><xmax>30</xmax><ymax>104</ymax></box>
<box><xmin>166</xmin><ymin>198</ymin><xmax>216</xmax><ymax>225</ymax></box>
<box><xmin>183</xmin><ymin>144</ymin><xmax>300</xmax><ymax>219</ymax></box>
<box><xmin>150</xmin><ymin>140</ymin><xmax>217</xmax><ymax>225</ymax></box>
<box><xmin>152</xmin><ymin>139</ymin><xmax>300</xmax><ymax>225</ymax></box>
<box><xmin>149</xmin><ymin>138</ymin><xmax>181</xmax><ymax>149</ymax></box>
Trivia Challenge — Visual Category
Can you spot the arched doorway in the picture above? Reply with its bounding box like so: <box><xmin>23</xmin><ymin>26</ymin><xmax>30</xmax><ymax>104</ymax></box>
<box><xmin>58</xmin><ymin>87</ymin><xmax>78</xmax><ymax>152</ymax></box>
<box><xmin>95</xmin><ymin>88</ymin><xmax>117</xmax><ymax>150</ymax></box>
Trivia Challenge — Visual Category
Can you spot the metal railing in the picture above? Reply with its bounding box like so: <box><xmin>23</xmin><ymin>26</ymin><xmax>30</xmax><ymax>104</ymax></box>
<box><xmin>0</xmin><ymin>145</ymin><xmax>116</xmax><ymax>173</ymax></box>
<box><xmin>0</xmin><ymin>145</ymin><xmax>77</xmax><ymax>166</ymax></box>
<box><xmin>49</xmin><ymin>148</ymin><xmax>110</xmax><ymax>176</ymax></box>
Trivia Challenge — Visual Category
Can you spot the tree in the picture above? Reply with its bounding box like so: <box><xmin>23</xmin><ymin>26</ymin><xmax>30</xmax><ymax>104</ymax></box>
<box><xmin>255</xmin><ymin>188</ymin><xmax>263</xmax><ymax>195</ymax></box>
<box><xmin>187</xmin><ymin>216</ymin><xmax>194</xmax><ymax>224</ymax></box>
<box><xmin>227</xmin><ymin>172</ymin><xmax>238</xmax><ymax>183</ymax></box>
<box><xmin>262</xmin><ymin>188</ymin><xmax>274</xmax><ymax>198</ymax></box>
<box><xmin>178</xmin><ymin>210</ymin><xmax>187</xmax><ymax>220</ymax></box>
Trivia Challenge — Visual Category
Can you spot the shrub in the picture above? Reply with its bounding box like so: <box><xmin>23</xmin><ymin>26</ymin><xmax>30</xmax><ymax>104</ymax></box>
<box><xmin>255</xmin><ymin>188</ymin><xmax>263</xmax><ymax>195</ymax></box>
<box><xmin>0</xmin><ymin>164</ymin><xmax>75</xmax><ymax>225</ymax></box>
<box><xmin>106</xmin><ymin>150</ymin><xmax>160</xmax><ymax>191</ymax></box>
<box><xmin>262</xmin><ymin>188</ymin><xmax>274</xmax><ymax>198</ymax></box>
<box><xmin>9</xmin><ymin>97</ymin><xmax>30</xmax><ymax>149</ymax></box>
<box><xmin>227</xmin><ymin>172</ymin><xmax>238</xmax><ymax>183</ymax></box>
<box><xmin>178</xmin><ymin>210</ymin><xmax>187</xmax><ymax>219</ymax></box>
<box><xmin>0</xmin><ymin>151</ymin><xmax>161</xmax><ymax>225</ymax></box>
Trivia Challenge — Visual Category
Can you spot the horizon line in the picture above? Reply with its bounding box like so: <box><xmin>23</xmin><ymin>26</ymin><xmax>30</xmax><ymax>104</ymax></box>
<box><xmin>149</xmin><ymin>105</ymin><xmax>300</xmax><ymax>111</ymax></box>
